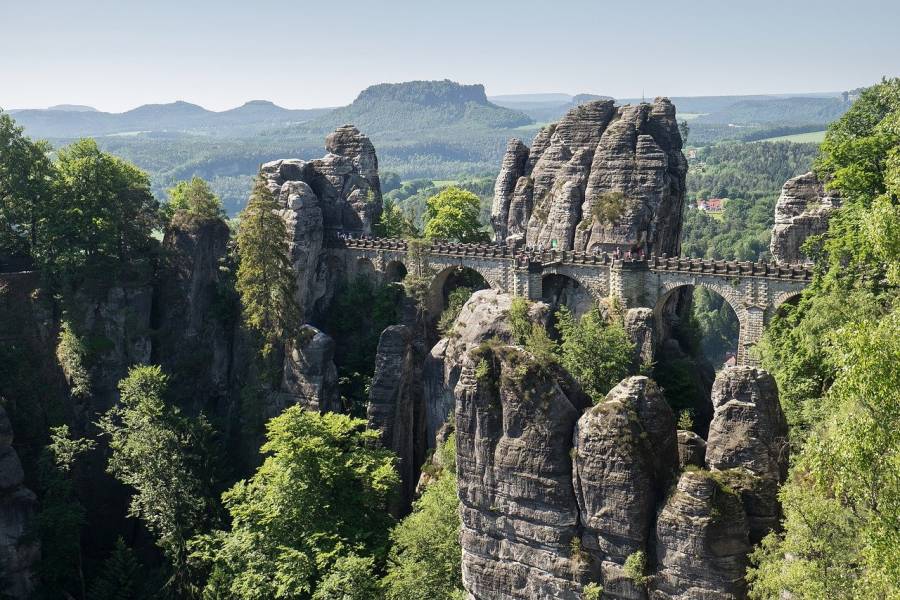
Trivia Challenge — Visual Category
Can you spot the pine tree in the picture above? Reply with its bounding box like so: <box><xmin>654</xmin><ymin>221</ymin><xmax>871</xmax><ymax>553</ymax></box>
<box><xmin>235</xmin><ymin>177</ymin><xmax>300</xmax><ymax>357</ymax></box>
<box><xmin>89</xmin><ymin>538</ymin><xmax>145</xmax><ymax>600</ymax></box>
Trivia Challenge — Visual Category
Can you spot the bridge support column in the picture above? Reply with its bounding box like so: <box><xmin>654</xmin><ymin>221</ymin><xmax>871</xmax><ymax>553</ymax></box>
<box><xmin>737</xmin><ymin>306</ymin><xmax>765</xmax><ymax>366</ymax></box>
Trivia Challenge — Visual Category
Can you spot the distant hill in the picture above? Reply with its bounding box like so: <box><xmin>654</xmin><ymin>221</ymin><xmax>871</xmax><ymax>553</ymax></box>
<box><xmin>693</xmin><ymin>96</ymin><xmax>848</xmax><ymax>125</ymax></box>
<box><xmin>46</xmin><ymin>104</ymin><xmax>97</xmax><ymax>112</ymax></box>
<box><xmin>6</xmin><ymin>100</ymin><xmax>332</xmax><ymax>138</ymax></box>
<box><xmin>302</xmin><ymin>80</ymin><xmax>533</xmax><ymax>133</ymax></box>
<box><xmin>491</xmin><ymin>92</ymin><xmax>613</xmax><ymax>121</ymax></box>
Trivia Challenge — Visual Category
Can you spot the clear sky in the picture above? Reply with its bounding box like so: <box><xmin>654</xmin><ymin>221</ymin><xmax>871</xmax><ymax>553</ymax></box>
<box><xmin>2</xmin><ymin>0</ymin><xmax>897</xmax><ymax>112</ymax></box>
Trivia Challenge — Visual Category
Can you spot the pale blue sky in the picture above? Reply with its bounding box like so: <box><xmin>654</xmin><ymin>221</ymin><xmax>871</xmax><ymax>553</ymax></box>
<box><xmin>2</xmin><ymin>0</ymin><xmax>897</xmax><ymax>112</ymax></box>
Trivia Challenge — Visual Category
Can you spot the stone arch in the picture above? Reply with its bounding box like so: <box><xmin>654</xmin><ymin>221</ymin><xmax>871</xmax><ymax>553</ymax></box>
<box><xmin>772</xmin><ymin>290</ymin><xmax>803</xmax><ymax>313</ymax></box>
<box><xmin>653</xmin><ymin>279</ymin><xmax>748</xmax><ymax>366</ymax></box>
<box><xmin>540</xmin><ymin>273</ymin><xmax>595</xmax><ymax>319</ymax></box>
<box><xmin>354</xmin><ymin>257</ymin><xmax>376</xmax><ymax>281</ymax></box>
<box><xmin>426</xmin><ymin>265</ymin><xmax>492</xmax><ymax>323</ymax></box>
<box><xmin>384</xmin><ymin>260</ymin><xmax>408</xmax><ymax>283</ymax></box>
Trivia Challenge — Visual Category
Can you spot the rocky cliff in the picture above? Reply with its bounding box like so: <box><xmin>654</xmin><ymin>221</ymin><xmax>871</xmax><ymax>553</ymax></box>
<box><xmin>770</xmin><ymin>171</ymin><xmax>840</xmax><ymax>264</ymax></box>
<box><xmin>447</xmin><ymin>292</ymin><xmax>787</xmax><ymax>600</ymax></box>
<box><xmin>259</xmin><ymin>125</ymin><xmax>383</xmax><ymax>321</ymax></box>
<box><xmin>0</xmin><ymin>408</ymin><xmax>38</xmax><ymax>599</ymax></box>
<box><xmin>491</xmin><ymin>99</ymin><xmax>687</xmax><ymax>255</ymax></box>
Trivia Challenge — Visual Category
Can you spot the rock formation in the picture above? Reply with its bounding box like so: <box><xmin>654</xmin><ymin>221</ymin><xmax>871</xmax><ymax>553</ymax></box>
<box><xmin>573</xmin><ymin>377</ymin><xmax>676</xmax><ymax>600</ymax></box>
<box><xmin>624</xmin><ymin>308</ymin><xmax>655</xmax><ymax>370</ymax></box>
<box><xmin>156</xmin><ymin>214</ymin><xmax>233</xmax><ymax>411</ymax></box>
<box><xmin>424</xmin><ymin>289</ymin><xmax>548</xmax><ymax>449</ymax></box>
<box><xmin>259</xmin><ymin>125</ymin><xmax>383</xmax><ymax>320</ymax></box>
<box><xmin>0</xmin><ymin>408</ymin><xmax>37</xmax><ymax>599</ymax></box>
<box><xmin>770</xmin><ymin>171</ymin><xmax>840</xmax><ymax>264</ymax></box>
<box><xmin>367</xmin><ymin>324</ymin><xmax>426</xmax><ymax>507</ymax></box>
<box><xmin>276</xmin><ymin>325</ymin><xmax>340</xmax><ymax>415</ymax></box>
<box><xmin>490</xmin><ymin>99</ymin><xmax>687</xmax><ymax>255</ymax></box>
<box><xmin>653</xmin><ymin>470</ymin><xmax>751</xmax><ymax>600</ymax></box>
<box><xmin>706</xmin><ymin>367</ymin><xmax>788</xmax><ymax>543</ymax></box>
<box><xmin>449</xmin><ymin>294</ymin><xmax>789</xmax><ymax>600</ymax></box>
<box><xmin>456</xmin><ymin>342</ymin><xmax>591</xmax><ymax>599</ymax></box>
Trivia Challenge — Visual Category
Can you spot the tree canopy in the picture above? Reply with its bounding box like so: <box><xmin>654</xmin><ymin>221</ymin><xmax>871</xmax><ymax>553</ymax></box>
<box><xmin>423</xmin><ymin>186</ymin><xmax>489</xmax><ymax>243</ymax></box>
<box><xmin>194</xmin><ymin>408</ymin><xmax>399</xmax><ymax>599</ymax></box>
<box><xmin>165</xmin><ymin>176</ymin><xmax>225</xmax><ymax>221</ymax></box>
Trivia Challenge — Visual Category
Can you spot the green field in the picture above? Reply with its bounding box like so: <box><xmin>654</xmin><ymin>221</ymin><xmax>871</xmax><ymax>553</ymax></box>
<box><xmin>756</xmin><ymin>130</ymin><xmax>827</xmax><ymax>143</ymax></box>
<box><xmin>678</xmin><ymin>112</ymin><xmax>707</xmax><ymax>121</ymax></box>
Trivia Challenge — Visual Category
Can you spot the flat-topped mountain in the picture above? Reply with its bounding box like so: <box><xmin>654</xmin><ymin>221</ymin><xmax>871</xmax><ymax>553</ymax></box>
<box><xmin>302</xmin><ymin>79</ymin><xmax>533</xmax><ymax>133</ymax></box>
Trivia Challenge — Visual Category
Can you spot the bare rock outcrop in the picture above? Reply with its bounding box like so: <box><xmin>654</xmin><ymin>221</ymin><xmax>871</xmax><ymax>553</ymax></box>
<box><xmin>652</xmin><ymin>470</ymin><xmax>751</xmax><ymax>600</ymax></box>
<box><xmin>156</xmin><ymin>214</ymin><xmax>233</xmax><ymax>410</ymax></box>
<box><xmin>624</xmin><ymin>308</ymin><xmax>655</xmax><ymax>370</ymax></box>
<box><xmin>706</xmin><ymin>367</ymin><xmax>788</xmax><ymax>543</ymax></box>
<box><xmin>0</xmin><ymin>408</ymin><xmax>37</xmax><ymax>599</ymax></box>
<box><xmin>258</xmin><ymin>125</ymin><xmax>383</xmax><ymax>320</ymax></box>
<box><xmin>367</xmin><ymin>324</ymin><xmax>426</xmax><ymax>507</ymax></box>
<box><xmin>573</xmin><ymin>377</ymin><xmax>677</xmax><ymax>600</ymax></box>
<box><xmin>275</xmin><ymin>325</ymin><xmax>340</xmax><ymax>415</ymax></box>
<box><xmin>457</xmin><ymin>342</ymin><xmax>591</xmax><ymax>600</ymax></box>
<box><xmin>492</xmin><ymin>98</ymin><xmax>686</xmax><ymax>255</ymax></box>
<box><xmin>770</xmin><ymin>171</ymin><xmax>840</xmax><ymax>264</ymax></box>
<box><xmin>423</xmin><ymin>290</ymin><xmax>548</xmax><ymax>449</ymax></box>
<box><xmin>676</xmin><ymin>430</ymin><xmax>706</xmax><ymax>469</ymax></box>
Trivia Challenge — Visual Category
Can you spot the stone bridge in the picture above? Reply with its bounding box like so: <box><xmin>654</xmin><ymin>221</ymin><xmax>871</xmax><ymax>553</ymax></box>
<box><xmin>326</xmin><ymin>237</ymin><xmax>812</xmax><ymax>365</ymax></box>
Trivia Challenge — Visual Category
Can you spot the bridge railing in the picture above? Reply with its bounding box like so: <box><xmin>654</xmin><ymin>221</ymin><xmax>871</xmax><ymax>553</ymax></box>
<box><xmin>326</xmin><ymin>236</ymin><xmax>813</xmax><ymax>281</ymax></box>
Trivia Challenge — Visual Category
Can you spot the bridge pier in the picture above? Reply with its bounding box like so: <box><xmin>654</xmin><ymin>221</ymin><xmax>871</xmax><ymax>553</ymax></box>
<box><xmin>737</xmin><ymin>306</ymin><xmax>765</xmax><ymax>366</ymax></box>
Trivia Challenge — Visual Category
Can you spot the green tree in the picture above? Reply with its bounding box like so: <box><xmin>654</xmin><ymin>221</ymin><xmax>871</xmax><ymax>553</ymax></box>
<box><xmin>89</xmin><ymin>538</ymin><xmax>148</xmax><ymax>600</ymax></box>
<box><xmin>165</xmin><ymin>177</ymin><xmax>225</xmax><ymax>221</ymax></box>
<box><xmin>34</xmin><ymin>426</ymin><xmax>95</xmax><ymax>600</ymax></box>
<box><xmin>194</xmin><ymin>408</ymin><xmax>399</xmax><ymax>599</ymax></box>
<box><xmin>43</xmin><ymin>139</ymin><xmax>159</xmax><ymax>277</ymax></box>
<box><xmin>97</xmin><ymin>365</ymin><xmax>216</xmax><ymax>597</ymax></box>
<box><xmin>749</xmin><ymin>308</ymin><xmax>900</xmax><ymax>599</ymax></box>
<box><xmin>383</xmin><ymin>435</ymin><xmax>463</xmax><ymax>600</ymax></box>
<box><xmin>235</xmin><ymin>176</ymin><xmax>300</xmax><ymax>357</ymax></box>
<box><xmin>374</xmin><ymin>197</ymin><xmax>418</xmax><ymax>238</ymax></box>
<box><xmin>556</xmin><ymin>306</ymin><xmax>634</xmax><ymax>402</ymax></box>
<box><xmin>423</xmin><ymin>187</ymin><xmax>489</xmax><ymax>243</ymax></box>
<box><xmin>749</xmin><ymin>79</ymin><xmax>900</xmax><ymax>600</ymax></box>
<box><xmin>313</xmin><ymin>554</ymin><xmax>382</xmax><ymax>600</ymax></box>
<box><xmin>0</xmin><ymin>110</ymin><xmax>52</xmax><ymax>257</ymax></box>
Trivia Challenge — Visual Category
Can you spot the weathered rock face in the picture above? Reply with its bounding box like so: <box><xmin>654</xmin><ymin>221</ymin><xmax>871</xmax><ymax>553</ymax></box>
<box><xmin>676</xmin><ymin>430</ymin><xmax>707</xmax><ymax>469</ymax></box>
<box><xmin>573</xmin><ymin>377</ymin><xmax>677</xmax><ymax>600</ymax></box>
<box><xmin>457</xmin><ymin>343</ymin><xmax>591</xmax><ymax>600</ymax></box>
<box><xmin>706</xmin><ymin>367</ymin><xmax>788</xmax><ymax>543</ymax></box>
<box><xmin>423</xmin><ymin>289</ymin><xmax>548</xmax><ymax>449</ymax></box>
<box><xmin>770</xmin><ymin>171</ymin><xmax>840</xmax><ymax>264</ymax></box>
<box><xmin>0</xmin><ymin>408</ymin><xmax>37</xmax><ymax>600</ymax></box>
<box><xmin>258</xmin><ymin>125</ymin><xmax>383</xmax><ymax>320</ymax></box>
<box><xmin>276</xmin><ymin>325</ymin><xmax>340</xmax><ymax>416</ymax></box>
<box><xmin>366</xmin><ymin>324</ymin><xmax>425</xmax><ymax>507</ymax></box>
<box><xmin>491</xmin><ymin>98</ymin><xmax>686</xmax><ymax>255</ymax></box>
<box><xmin>624</xmin><ymin>308</ymin><xmax>655</xmax><ymax>370</ymax></box>
<box><xmin>653</xmin><ymin>471</ymin><xmax>750</xmax><ymax>600</ymax></box>
<box><xmin>156</xmin><ymin>215</ymin><xmax>233</xmax><ymax>410</ymax></box>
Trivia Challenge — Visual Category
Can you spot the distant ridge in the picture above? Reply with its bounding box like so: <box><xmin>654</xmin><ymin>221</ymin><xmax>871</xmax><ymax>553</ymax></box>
<box><xmin>302</xmin><ymin>79</ymin><xmax>533</xmax><ymax>133</ymax></box>
<box><xmin>6</xmin><ymin>100</ymin><xmax>332</xmax><ymax>138</ymax></box>
<box><xmin>47</xmin><ymin>104</ymin><xmax>97</xmax><ymax>112</ymax></box>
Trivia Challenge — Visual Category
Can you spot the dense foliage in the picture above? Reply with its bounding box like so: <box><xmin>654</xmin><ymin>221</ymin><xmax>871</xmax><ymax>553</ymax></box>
<box><xmin>164</xmin><ymin>176</ymin><xmax>225</xmax><ymax>221</ymax></box>
<box><xmin>749</xmin><ymin>78</ymin><xmax>900</xmax><ymax>599</ymax></box>
<box><xmin>235</xmin><ymin>176</ymin><xmax>301</xmax><ymax>357</ymax></box>
<box><xmin>98</xmin><ymin>365</ymin><xmax>218</xmax><ymax>597</ymax></box>
<box><xmin>383</xmin><ymin>435</ymin><xmax>464</xmax><ymax>600</ymax></box>
<box><xmin>194</xmin><ymin>408</ymin><xmax>399</xmax><ymax>599</ymax></box>
<box><xmin>423</xmin><ymin>186</ymin><xmax>490</xmax><ymax>243</ymax></box>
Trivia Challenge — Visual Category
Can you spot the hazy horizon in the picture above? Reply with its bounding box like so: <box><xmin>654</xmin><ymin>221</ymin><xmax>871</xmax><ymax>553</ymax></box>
<box><xmin>3</xmin><ymin>0</ymin><xmax>898</xmax><ymax>112</ymax></box>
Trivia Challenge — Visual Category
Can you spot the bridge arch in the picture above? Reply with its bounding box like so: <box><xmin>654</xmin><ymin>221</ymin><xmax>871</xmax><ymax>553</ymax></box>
<box><xmin>426</xmin><ymin>265</ymin><xmax>493</xmax><ymax>323</ymax></box>
<box><xmin>384</xmin><ymin>260</ymin><xmax>407</xmax><ymax>283</ymax></box>
<box><xmin>540</xmin><ymin>273</ymin><xmax>595</xmax><ymax>319</ymax></box>
<box><xmin>354</xmin><ymin>257</ymin><xmax>377</xmax><ymax>281</ymax></box>
<box><xmin>772</xmin><ymin>289</ymin><xmax>803</xmax><ymax>313</ymax></box>
<box><xmin>654</xmin><ymin>279</ymin><xmax>748</xmax><ymax>367</ymax></box>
